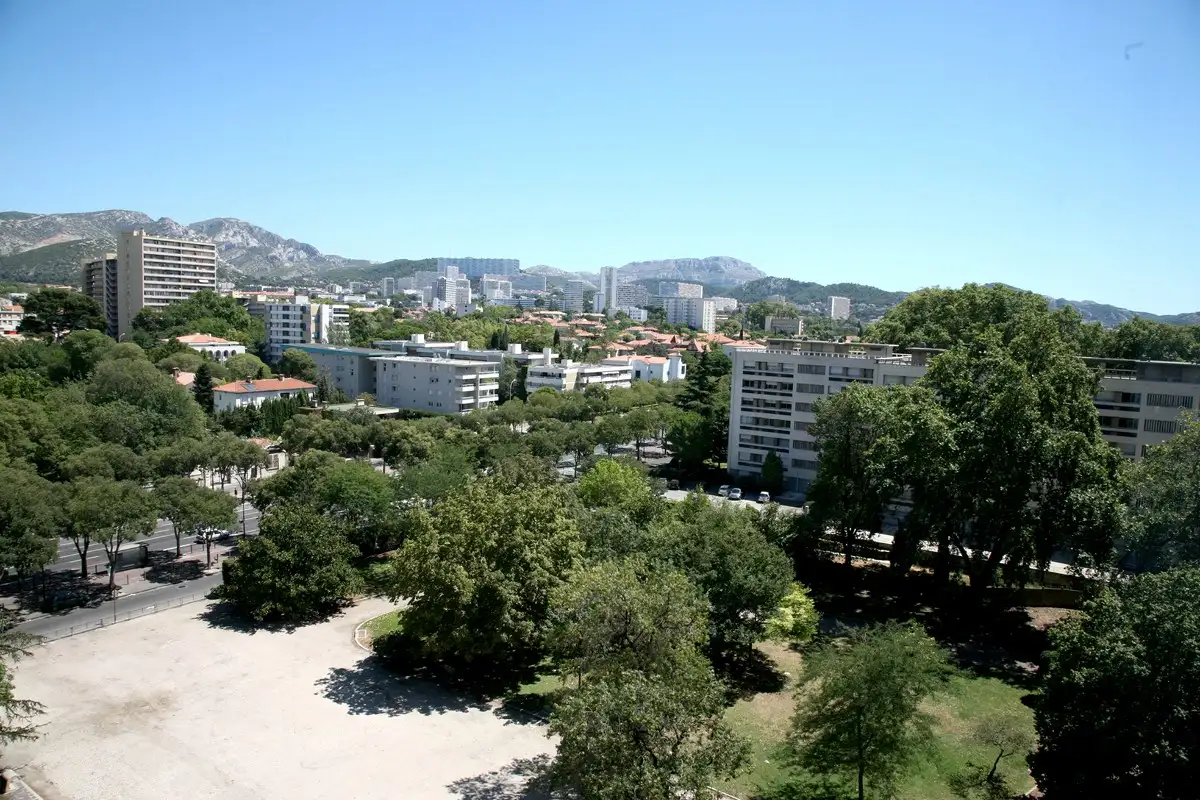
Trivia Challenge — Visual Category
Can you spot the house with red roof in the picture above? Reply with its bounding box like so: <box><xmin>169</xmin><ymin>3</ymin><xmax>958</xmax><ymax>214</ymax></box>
<box><xmin>174</xmin><ymin>333</ymin><xmax>247</xmax><ymax>362</ymax></box>
<box><xmin>212</xmin><ymin>377</ymin><xmax>315</xmax><ymax>413</ymax></box>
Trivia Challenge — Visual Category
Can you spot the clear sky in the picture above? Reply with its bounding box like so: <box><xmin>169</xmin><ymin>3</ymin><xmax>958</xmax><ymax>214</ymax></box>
<box><xmin>1</xmin><ymin>1</ymin><xmax>1198</xmax><ymax>312</ymax></box>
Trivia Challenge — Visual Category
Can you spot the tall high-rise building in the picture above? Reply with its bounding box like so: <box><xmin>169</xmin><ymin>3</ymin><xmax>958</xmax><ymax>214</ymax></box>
<box><xmin>510</xmin><ymin>273</ymin><xmax>548</xmax><ymax>292</ymax></box>
<box><xmin>562</xmin><ymin>280</ymin><xmax>586</xmax><ymax>313</ymax></box>
<box><xmin>113</xmin><ymin>230</ymin><xmax>217</xmax><ymax>336</ymax></box>
<box><xmin>828</xmin><ymin>296</ymin><xmax>851</xmax><ymax>321</ymax></box>
<box><xmin>82</xmin><ymin>253</ymin><xmax>119</xmax><ymax>336</ymax></box>
<box><xmin>381</xmin><ymin>277</ymin><xmax>395</xmax><ymax>297</ymax></box>
<box><xmin>616</xmin><ymin>283</ymin><xmax>649</xmax><ymax>307</ymax></box>
<box><xmin>437</xmin><ymin>257</ymin><xmax>520</xmax><ymax>278</ymax></box>
<box><xmin>598</xmin><ymin>267</ymin><xmax>619</xmax><ymax>314</ymax></box>
<box><xmin>662</xmin><ymin>297</ymin><xmax>716</xmax><ymax>333</ymax></box>
<box><xmin>658</xmin><ymin>281</ymin><xmax>704</xmax><ymax>298</ymax></box>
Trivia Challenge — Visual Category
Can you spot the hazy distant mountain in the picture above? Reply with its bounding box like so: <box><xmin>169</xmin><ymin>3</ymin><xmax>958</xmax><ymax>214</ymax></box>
<box><xmin>1047</xmin><ymin>297</ymin><xmax>1200</xmax><ymax>327</ymax></box>
<box><xmin>0</xmin><ymin>209</ymin><xmax>369</xmax><ymax>284</ymax></box>
<box><xmin>616</xmin><ymin>256</ymin><xmax>765</xmax><ymax>286</ymax></box>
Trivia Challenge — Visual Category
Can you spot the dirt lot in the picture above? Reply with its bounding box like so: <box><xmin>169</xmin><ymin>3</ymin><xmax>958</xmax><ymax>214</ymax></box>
<box><xmin>7</xmin><ymin>597</ymin><xmax>553</xmax><ymax>800</ymax></box>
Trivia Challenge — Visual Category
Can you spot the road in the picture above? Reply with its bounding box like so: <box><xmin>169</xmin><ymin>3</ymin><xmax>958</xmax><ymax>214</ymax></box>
<box><xmin>51</xmin><ymin>502</ymin><xmax>261</xmax><ymax>574</ymax></box>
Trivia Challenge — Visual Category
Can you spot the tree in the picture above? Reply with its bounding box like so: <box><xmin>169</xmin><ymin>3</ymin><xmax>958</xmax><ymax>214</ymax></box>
<box><xmin>277</xmin><ymin>348</ymin><xmax>319</xmax><ymax>382</ymax></box>
<box><xmin>665</xmin><ymin>410</ymin><xmax>710</xmax><ymax>472</ymax></box>
<box><xmin>220</xmin><ymin>503</ymin><xmax>362</xmax><ymax>623</ymax></box>
<box><xmin>152</xmin><ymin>477</ymin><xmax>235</xmax><ymax>561</ymax></box>
<box><xmin>0</xmin><ymin>467</ymin><xmax>60</xmax><ymax>584</ymax></box>
<box><xmin>1126</xmin><ymin>412</ymin><xmax>1200</xmax><ymax>570</ymax></box>
<box><xmin>948</xmin><ymin>713</ymin><xmax>1034</xmax><ymax>800</ymax></box>
<box><xmin>18</xmin><ymin>288</ymin><xmax>104</xmax><ymax>340</ymax></box>
<box><xmin>760</xmin><ymin>450</ymin><xmax>784</xmax><ymax>495</ymax></box>
<box><xmin>764</xmin><ymin>582</ymin><xmax>819</xmax><ymax>646</ymax></box>
<box><xmin>788</xmin><ymin>622</ymin><xmax>954</xmax><ymax>800</ymax></box>
<box><xmin>67</xmin><ymin>479</ymin><xmax>158</xmax><ymax>590</ymax></box>
<box><xmin>60</xmin><ymin>329</ymin><xmax>114</xmax><ymax>380</ymax></box>
<box><xmin>625</xmin><ymin>405</ymin><xmax>658</xmax><ymax>460</ymax></box>
<box><xmin>1030</xmin><ymin>567</ymin><xmax>1200</xmax><ymax>799</ymax></box>
<box><xmin>576</xmin><ymin>458</ymin><xmax>660</xmax><ymax>523</ymax></box>
<box><xmin>192</xmin><ymin>362</ymin><xmax>214</xmax><ymax>414</ymax></box>
<box><xmin>387</xmin><ymin>479</ymin><xmax>582</xmax><ymax>676</ymax></box>
<box><xmin>564</xmin><ymin>421</ymin><xmax>597</xmax><ymax>479</ymax></box>
<box><xmin>548</xmin><ymin>559</ymin><xmax>708</xmax><ymax>680</ymax></box>
<box><xmin>548</xmin><ymin>656</ymin><xmax>750</xmax><ymax>799</ymax></box>
<box><xmin>595</xmin><ymin>413</ymin><xmax>631</xmax><ymax>456</ymax></box>
<box><xmin>0</xmin><ymin>613</ymin><xmax>43</xmax><ymax>748</ymax></box>
<box><xmin>224</xmin><ymin>353</ymin><xmax>271</xmax><ymax>381</ymax></box>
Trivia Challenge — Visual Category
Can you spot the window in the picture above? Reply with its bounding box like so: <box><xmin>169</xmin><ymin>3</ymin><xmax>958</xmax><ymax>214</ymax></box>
<box><xmin>1146</xmin><ymin>393</ymin><xmax>1195</xmax><ymax>409</ymax></box>
<box><xmin>795</xmin><ymin>383</ymin><xmax>825</xmax><ymax>395</ymax></box>
<box><xmin>796</xmin><ymin>364</ymin><xmax>826</xmax><ymax>375</ymax></box>
<box><xmin>791</xmin><ymin>458</ymin><xmax>819</xmax><ymax>471</ymax></box>
<box><xmin>793</xmin><ymin>420</ymin><xmax>810</xmax><ymax>432</ymax></box>
<box><xmin>1144</xmin><ymin>418</ymin><xmax>1178</xmax><ymax>434</ymax></box>
<box><xmin>792</xmin><ymin>439</ymin><xmax>818</xmax><ymax>451</ymax></box>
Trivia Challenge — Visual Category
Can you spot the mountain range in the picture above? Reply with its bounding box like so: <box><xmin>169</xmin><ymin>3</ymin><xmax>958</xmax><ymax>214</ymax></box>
<box><xmin>0</xmin><ymin>209</ymin><xmax>1195</xmax><ymax>326</ymax></box>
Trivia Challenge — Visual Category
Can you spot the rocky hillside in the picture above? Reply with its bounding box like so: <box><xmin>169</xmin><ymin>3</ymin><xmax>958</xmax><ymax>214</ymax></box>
<box><xmin>0</xmin><ymin>210</ymin><xmax>368</xmax><ymax>284</ymax></box>
<box><xmin>616</xmin><ymin>256</ymin><xmax>764</xmax><ymax>287</ymax></box>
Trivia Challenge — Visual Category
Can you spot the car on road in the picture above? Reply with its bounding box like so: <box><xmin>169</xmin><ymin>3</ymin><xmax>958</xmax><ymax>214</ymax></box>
<box><xmin>727</xmin><ymin>488</ymin><xmax>743</xmax><ymax>501</ymax></box>
<box><xmin>718</xmin><ymin>485</ymin><xmax>731</xmax><ymax>497</ymax></box>
<box><xmin>195</xmin><ymin>528</ymin><xmax>235</xmax><ymax>544</ymax></box>
<box><xmin>758</xmin><ymin>491</ymin><xmax>771</xmax><ymax>503</ymax></box>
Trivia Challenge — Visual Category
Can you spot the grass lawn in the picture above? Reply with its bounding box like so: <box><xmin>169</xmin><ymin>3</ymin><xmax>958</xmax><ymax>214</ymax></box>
<box><xmin>716</xmin><ymin>642</ymin><xmax>1036</xmax><ymax>800</ymax></box>
<box><xmin>363</xmin><ymin>609</ymin><xmax>402</xmax><ymax>642</ymax></box>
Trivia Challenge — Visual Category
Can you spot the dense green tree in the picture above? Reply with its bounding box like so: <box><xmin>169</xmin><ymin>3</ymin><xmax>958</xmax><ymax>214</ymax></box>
<box><xmin>1126</xmin><ymin>412</ymin><xmax>1200</xmax><ymax>570</ymax></box>
<box><xmin>760</xmin><ymin>449</ymin><xmax>784</xmax><ymax>495</ymax></box>
<box><xmin>0</xmin><ymin>467</ymin><xmax>60</xmax><ymax>582</ymax></box>
<box><xmin>665</xmin><ymin>410</ymin><xmax>711</xmax><ymax>472</ymax></box>
<box><xmin>1105</xmin><ymin>316</ymin><xmax>1200</xmax><ymax>362</ymax></box>
<box><xmin>548</xmin><ymin>655</ymin><xmax>750</xmax><ymax>800</ymax></box>
<box><xmin>564</xmin><ymin>421</ymin><xmax>597</xmax><ymax>478</ymax></box>
<box><xmin>276</xmin><ymin>348</ymin><xmax>319</xmax><ymax>381</ymax></box>
<box><xmin>393</xmin><ymin>442</ymin><xmax>475</xmax><ymax>503</ymax></box>
<box><xmin>18</xmin><ymin>288</ymin><xmax>105</xmax><ymax>340</ymax></box>
<box><xmin>0</xmin><ymin>369</ymin><xmax>50</xmax><ymax>400</ymax></box>
<box><xmin>152</xmin><ymin>477</ymin><xmax>236</xmax><ymax>561</ymax></box>
<box><xmin>223</xmin><ymin>353</ymin><xmax>272</xmax><ymax>381</ymax></box>
<box><xmin>220</xmin><ymin>503</ymin><xmax>362</xmax><ymax>623</ymax></box>
<box><xmin>576</xmin><ymin>458</ymin><xmax>662</xmax><ymax>523</ymax></box>
<box><xmin>743</xmin><ymin>300</ymin><xmax>800</xmax><ymax>330</ymax></box>
<box><xmin>865</xmin><ymin>283</ymin><xmax>1059</xmax><ymax>351</ymax></box>
<box><xmin>192</xmin><ymin>362</ymin><xmax>214</xmax><ymax>414</ymax></box>
<box><xmin>548</xmin><ymin>558</ymin><xmax>708</xmax><ymax>679</ymax></box>
<box><xmin>66</xmin><ymin>478</ymin><xmax>159</xmax><ymax>589</ymax></box>
<box><xmin>62</xmin><ymin>443</ymin><xmax>150</xmax><ymax>482</ymax></box>
<box><xmin>60</xmin><ymin>329</ymin><xmax>114</xmax><ymax>380</ymax></box>
<box><xmin>764</xmin><ymin>582</ymin><xmax>819</xmax><ymax>645</ymax></box>
<box><xmin>788</xmin><ymin>622</ymin><xmax>954</xmax><ymax>800</ymax></box>
<box><xmin>1030</xmin><ymin>567</ymin><xmax>1200</xmax><ymax>799</ymax></box>
<box><xmin>87</xmin><ymin>357</ymin><xmax>207</xmax><ymax>442</ymax></box>
<box><xmin>388</xmin><ymin>479</ymin><xmax>582</xmax><ymax>674</ymax></box>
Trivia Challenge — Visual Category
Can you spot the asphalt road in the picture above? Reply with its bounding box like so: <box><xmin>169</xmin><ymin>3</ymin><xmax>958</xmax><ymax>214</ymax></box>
<box><xmin>51</xmin><ymin>503</ymin><xmax>261</xmax><ymax>575</ymax></box>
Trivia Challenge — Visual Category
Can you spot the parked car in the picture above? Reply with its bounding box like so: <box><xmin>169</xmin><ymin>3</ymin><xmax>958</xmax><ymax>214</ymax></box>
<box><xmin>727</xmin><ymin>488</ymin><xmax>743</xmax><ymax>501</ymax></box>
<box><xmin>718</xmin><ymin>485</ymin><xmax>731</xmax><ymax>497</ymax></box>
<box><xmin>667</xmin><ymin>479</ymin><xmax>680</xmax><ymax>490</ymax></box>
<box><xmin>758</xmin><ymin>491</ymin><xmax>771</xmax><ymax>504</ymax></box>
<box><xmin>195</xmin><ymin>527</ymin><xmax>234</xmax><ymax>544</ymax></box>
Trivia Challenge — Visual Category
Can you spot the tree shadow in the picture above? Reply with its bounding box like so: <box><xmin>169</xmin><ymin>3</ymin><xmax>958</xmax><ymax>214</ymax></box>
<box><xmin>195</xmin><ymin>599</ymin><xmax>299</xmax><ymax>635</ymax></box>
<box><xmin>315</xmin><ymin>655</ymin><xmax>490</xmax><ymax>717</ymax></box>
<box><xmin>4</xmin><ymin>570</ymin><xmax>109</xmax><ymax>614</ymax></box>
<box><xmin>144</xmin><ymin>551</ymin><xmax>206</xmax><ymax>585</ymax></box>
<box><xmin>494</xmin><ymin>691</ymin><xmax>555</xmax><ymax>726</ymax></box>
<box><xmin>446</xmin><ymin>754</ymin><xmax>554</xmax><ymax>800</ymax></box>
<box><xmin>712</xmin><ymin>645</ymin><xmax>789</xmax><ymax>700</ymax></box>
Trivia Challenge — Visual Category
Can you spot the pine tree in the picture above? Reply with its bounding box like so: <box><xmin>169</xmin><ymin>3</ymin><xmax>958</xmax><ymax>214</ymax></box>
<box><xmin>193</xmin><ymin>362</ymin><xmax>215</xmax><ymax>414</ymax></box>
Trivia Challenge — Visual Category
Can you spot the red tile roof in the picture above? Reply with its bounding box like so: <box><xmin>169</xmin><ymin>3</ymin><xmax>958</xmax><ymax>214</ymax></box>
<box><xmin>176</xmin><ymin>333</ymin><xmax>237</xmax><ymax>345</ymax></box>
<box><xmin>213</xmin><ymin>378</ymin><xmax>316</xmax><ymax>394</ymax></box>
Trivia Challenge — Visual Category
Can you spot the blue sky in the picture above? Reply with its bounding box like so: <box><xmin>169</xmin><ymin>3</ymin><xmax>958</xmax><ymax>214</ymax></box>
<box><xmin>1</xmin><ymin>1</ymin><xmax>1198</xmax><ymax>312</ymax></box>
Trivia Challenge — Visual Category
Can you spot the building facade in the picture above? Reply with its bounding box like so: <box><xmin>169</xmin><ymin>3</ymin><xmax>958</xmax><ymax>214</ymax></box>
<box><xmin>602</xmin><ymin>354</ymin><xmax>686</xmax><ymax>382</ymax></box>
<box><xmin>82</xmin><ymin>253</ymin><xmax>119</xmax><ymax>336</ymax></box>
<box><xmin>598</xmin><ymin>267</ymin><xmax>618</xmax><ymax>314</ymax></box>
<box><xmin>114</xmin><ymin>230</ymin><xmax>217</xmax><ymax>336</ymax></box>
<box><xmin>0</xmin><ymin>303</ymin><xmax>23</xmax><ymax>334</ymax></box>
<box><xmin>658</xmin><ymin>281</ymin><xmax>704</xmax><ymax>298</ymax></box>
<box><xmin>381</xmin><ymin>277</ymin><xmax>395</xmax><ymax>297</ymax></box>
<box><xmin>510</xmin><ymin>273</ymin><xmax>548</xmax><ymax>292</ymax></box>
<box><xmin>373</xmin><ymin>354</ymin><xmax>499</xmax><ymax>414</ymax></box>
<box><xmin>727</xmin><ymin>340</ymin><xmax>1200</xmax><ymax>497</ymax></box>
<box><xmin>663</xmin><ymin>297</ymin><xmax>717</xmax><ymax>333</ymax></box>
<box><xmin>616</xmin><ymin>282</ymin><xmax>649</xmax><ymax>307</ymax></box>
<box><xmin>437</xmin><ymin>257</ymin><xmax>520</xmax><ymax>278</ymax></box>
<box><xmin>828</xmin><ymin>295</ymin><xmax>851</xmax><ymax>321</ymax></box>
<box><xmin>213</xmin><ymin>377</ymin><xmax>315</xmax><ymax>413</ymax></box>
<box><xmin>764</xmin><ymin>315</ymin><xmax>804</xmax><ymax>336</ymax></box>
<box><xmin>562</xmin><ymin>280</ymin><xmax>586</xmax><ymax>313</ymax></box>
<box><xmin>292</xmin><ymin>343</ymin><xmax>380</xmax><ymax>399</ymax></box>
<box><xmin>175</xmin><ymin>334</ymin><xmax>246</xmax><ymax>361</ymax></box>
<box><xmin>526</xmin><ymin>360</ymin><xmax>633</xmax><ymax>393</ymax></box>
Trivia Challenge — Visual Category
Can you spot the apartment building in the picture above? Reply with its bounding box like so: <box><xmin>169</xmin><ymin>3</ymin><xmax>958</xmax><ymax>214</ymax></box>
<box><xmin>663</xmin><ymin>297</ymin><xmax>717</xmax><ymax>333</ymax></box>
<box><xmin>616</xmin><ymin>283</ymin><xmax>649</xmax><ymax>307</ymax></box>
<box><xmin>727</xmin><ymin>340</ymin><xmax>1200</xmax><ymax>496</ymax></box>
<box><xmin>481</xmin><ymin>277</ymin><xmax>513</xmax><ymax>300</ymax></box>
<box><xmin>374</xmin><ymin>354</ymin><xmax>499</xmax><ymax>414</ymax></box>
<box><xmin>511</xmin><ymin>273</ymin><xmax>548</xmax><ymax>292</ymax></box>
<box><xmin>765</xmin><ymin>315</ymin><xmax>804</xmax><ymax>336</ymax></box>
<box><xmin>526</xmin><ymin>360</ymin><xmax>633</xmax><ymax>393</ymax></box>
<box><xmin>82</xmin><ymin>253</ymin><xmax>119</xmax><ymax>336</ymax></box>
<box><xmin>381</xmin><ymin>277</ymin><xmax>395</xmax><ymax>297</ymax></box>
<box><xmin>114</xmin><ymin>230</ymin><xmax>217</xmax><ymax>336</ymax></box>
<box><xmin>0</xmin><ymin>303</ymin><xmax>23</xmax><ymax>334</ymax></box>
<box><xmin>437</xmin><ymin>257</ymin><xmax>520</xmax><ymax>278</ymax></box>
<box><xmin>597</xmin><ymin>267</ymin><xmax>618</xmax><ymax>314</ymax></box>
<box><xmin>292</xmin><ymin>343</ymin><xmax>380</xmax><ymax>399</ymax></box>
<box><xmin>828</xmin><ymin>296</ymin><xmax>851</xmax><ymax>321</ymax></box>
<box><xmin>659</xmin><ymin>282</ymin><xmax>704</xmax><ymax>298</ymax></box>
<box><xmin>254</xmin><ymin>296</ymin><xmax>349</xmax><ymax>363</ymax></box>
<box><xmin>562</xmin><ymin>280</ymin><xmax>586</xmax><ymax>313</ymax></box>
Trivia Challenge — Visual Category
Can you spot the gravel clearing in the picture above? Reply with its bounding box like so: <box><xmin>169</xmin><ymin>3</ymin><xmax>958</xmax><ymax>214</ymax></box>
<box><xmin>7</xmin><ymin>597</ymin><xmax>553</xmax><ymax>800</ymax></box>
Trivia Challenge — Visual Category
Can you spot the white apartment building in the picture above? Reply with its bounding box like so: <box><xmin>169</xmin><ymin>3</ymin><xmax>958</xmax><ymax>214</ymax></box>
<box><xmin>438</xmin><ymin>257</ymin><xmax>519</xmax><ymax>278</ymax></box>
<box><xmin>0</xmin><ymin>303</ymin><xmax>23</xmax><ymax>334</ymax></box>
<box><xmin>481</xmin><ymin>277</ymin><xmax>513</xmax><ymax>299</ymax></box>
<box><xmin>175</xmin><ymin>334</ymin><xmax>246</xmax><ymax>361</ymax></box>
<box><xmin>114</xmin><ymin>230</ymin><xmax>217</xmax><ymax>336</ymax></box>
<box><xmin>709</xmin><ymin>296</ymin><xmax>739</xmax><ymax>313</ymax></box>
<box><xmin>598</xmin><ymin>267</ymin><xmax>618</xmax><ymax>314</ymax></box>
<box><xmin>526</xmin><ymin>360</ymin><xmax>633</xmax><ymax>393</ymax></box>
<box><xmin>616</xmin><ymin>283</ymin><xmax>649</xmax><ymax>307</ymax></box>
<box><xmin>663</xmin><ymin>297</ymin><xmax>717</xmax><ymax>333</ymax></box>
<box><xmin>256</xmin><ymin>297</ymin><xmax>349</xmax><ymax>363</ymax></box>
<box><xmin>373</xmin><ymin>354</ymin><xmax>499</xmax><ymax>414</ymax></box>
<box><xmin>82</xmin><ymin>253</ymin><xmax>119</xmax><ymax>336</ymax></box>
<box><xmin>828</xmin><ymin>296</ymin><xmax>851</xmax><ymax>321</ymax></box>
<box><xmin>617</xmin><ymin>306</ymin><xmax>649</xmax><ymax>322</ymax></box>
<box><xmin>602</xmin><ymin>354</ymin><xmax>686</xmax><ymax>383</ymax></box>
<box><xmin>728</xmin><ymin>340</ymin><xmax>1200</xmax><ymax>497</ymax></box>
<box><xmin>312</xmin><ymin>302</ymin><xmax>350</xmax><ymax>344</ymax></box>
<box><xmin>659</xmin><ymin>281</ymin><xmax>704</xmax><ymax>298</ymax></box>
<box><xmin>381</xmin><ymin>277</ymin><xmax>395</xmax><ymax>297</ymax></box>
<box><xmin>212</xmin><ymin>377</ymin><xmax>316</xmax><ymax>413</ymax></box>
<box><xmin>562</xmin><ymin>280</ymin><xmax>586</xmax><ymax>313</ymax></box>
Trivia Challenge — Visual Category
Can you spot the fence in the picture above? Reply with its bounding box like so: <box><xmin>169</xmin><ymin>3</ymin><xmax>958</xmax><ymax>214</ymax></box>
<box><xmin>34</xmin><ymin>591</ymin><xmax>211</xmax><ymax>643</ymax></box>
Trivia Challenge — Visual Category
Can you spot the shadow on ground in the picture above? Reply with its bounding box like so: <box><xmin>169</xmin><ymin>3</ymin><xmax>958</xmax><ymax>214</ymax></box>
<box><xmin>0</xmin><ymin>570</ymin><xmax>109</xmax><ymax>615</ymax></box>
<box><xmin>144</xmin><ymin>551</ymin><xmax>206</xmax><ymax>585</ymax></box>
<box><xmin>446</xmin><ymin>754</ymin><xmax>554</xmax><ymax>800</ymax></box>
<box><xmin>316</xmin><ymin>655</ymin><xmax>492</xmax><ymax>717</ymax></box>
